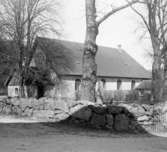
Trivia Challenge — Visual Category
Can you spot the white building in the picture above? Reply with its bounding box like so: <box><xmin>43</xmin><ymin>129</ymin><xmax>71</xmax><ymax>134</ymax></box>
<box><xmin>6</xmin><ymin>37</ymin><xmax>151</xmax><ymax>99</ymax></box>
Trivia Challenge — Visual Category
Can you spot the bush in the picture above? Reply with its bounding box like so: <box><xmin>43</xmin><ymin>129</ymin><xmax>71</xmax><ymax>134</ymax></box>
<box><xmin>125</xmin><ymin>90</ymin><xmax>139</xmax><ymax>102</ymax></box>
<box><xmin>113</xmin><ymin>90</ymin><xmax>127</xmax><ymax>101</ymax></box>
<box><xmin>102</xmin><ymin>90</ymin><xmax>128</xmax><ymax>104</ymax></box>
<box><xmin>139</xmin><ymin>92</ymin><xmax>151</xmax><ymax>104</ymax></box>
<box><xmin>102</xmin><ymin>90</ymin><xmax>114</xmax><ymax>104</ymax></box>
<box><xmin>0</xmin><ymin>88</ymin><xmax>7</xmax><ymax>95</ymax></box>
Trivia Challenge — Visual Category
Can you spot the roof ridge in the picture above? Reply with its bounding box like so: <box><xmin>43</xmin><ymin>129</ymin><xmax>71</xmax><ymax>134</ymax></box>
<box><xmin>37</xmin><ymin>36</ymin><xmax>125</xmax><ymax>51</ymax></box>
<box><xmin>35</xmin><ymin>36</ymin><xmax>151</xmax><ymax>79</ymax></box>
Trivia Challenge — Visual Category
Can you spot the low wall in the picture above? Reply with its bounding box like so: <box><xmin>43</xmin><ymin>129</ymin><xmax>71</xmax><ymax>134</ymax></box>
<box><xmin>0</xmin><ymin>97</ymin><xmax>71</xmax><ymax>120</ymax></box>
<box><xmin>0</xmin><ymin>97</ymin><xmax>153</xmax><ymax>133</ymax></box>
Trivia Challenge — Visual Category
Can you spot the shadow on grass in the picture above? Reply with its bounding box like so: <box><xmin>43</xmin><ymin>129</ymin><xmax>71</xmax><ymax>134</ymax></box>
<box><xmin>0</xmin><ymin>121</ymin><xmax>154</xmax><ymax>139</ymax></box>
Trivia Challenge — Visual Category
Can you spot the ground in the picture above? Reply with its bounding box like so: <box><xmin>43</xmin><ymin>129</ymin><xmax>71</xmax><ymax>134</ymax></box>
<box><xmin>0</xmin><ymin>118</ymin><xmax>167</xmax><ymax>152</ymax></box>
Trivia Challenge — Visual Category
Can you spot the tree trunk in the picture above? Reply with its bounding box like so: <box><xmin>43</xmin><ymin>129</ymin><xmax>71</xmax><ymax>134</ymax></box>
<box><xmin>80</xmin><ymin>0</ymin><xmax>98</xmax><ymax>102</ymax></box>
<box><xmin>18</xmin><ymin>43</ymin><xmax>25</xmax><ymax>97</ymax></box>
<box><xmin>152</xmin><ymin>57</ymin><xmax>163</xmax><ymax>103</ymax></box>
<box><xmin>151</xmin><ymin>38</ymin><xmax>163</xmax><ymax>103</ymax></box>
<box><xmin>162</xmin><ymin>50</ymin><xmax>167</xmax><ymax>100</ymax></box>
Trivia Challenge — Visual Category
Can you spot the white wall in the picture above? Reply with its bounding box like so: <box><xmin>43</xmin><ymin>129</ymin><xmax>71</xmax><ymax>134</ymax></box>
<box><xmin>46</xmin><ymin>77</ymin><xmax>143</xmax><ymax>98</ymax></box>
<box><xmin>121</xmin><ymin>82</ymin><xmax>131</xmax><ymax>90</ymax></box>
<box><xmin>105</xmin><ymin>81</ymin><xmax>117</xmax><ymax>90</ymax></box>
<box><xmin>97</xmin><ymin>79</ymin><xmax>142</xmax><ymax>91</ymax></box>
<box><xmin>60</xmin><ymin>80</ymin><xmax>75</xmax><ymax>98</ymax></box>
<box><xmin>8</xmin><ymin>86</ymin><xmax>19</xmax><ymax>97</ymax></box>
<box><xmin>135</xmin><ymin>82</ymin><xmax>140</xmax><ymax>88</ymax></box>
<box><xmin>47</xmin><ymin>79</ymin><xmax>76</xmax><ymax>99</ymax></box>
<box><xmin>8</xmin><ymin>86</ymin><xmax>28</xmax><ymax>97</ymax></box>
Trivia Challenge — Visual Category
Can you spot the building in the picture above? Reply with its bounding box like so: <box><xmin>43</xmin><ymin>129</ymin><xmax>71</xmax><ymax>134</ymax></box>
<box><xmin>6</xmin><ymin>37</ymin><xmax>151</xmax><ymax>99</ymax></box>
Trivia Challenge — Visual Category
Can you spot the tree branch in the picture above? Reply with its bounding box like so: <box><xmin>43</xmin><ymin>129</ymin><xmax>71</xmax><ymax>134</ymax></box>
<box><xmin>96</xmin><ymin>0</ymin><xmax>139</xmax><ymax>26</ymax></box>
<box><xmin>130</xmin><ymin>4</ymin><xmax>151</xmax><ymax>34</ymax></box>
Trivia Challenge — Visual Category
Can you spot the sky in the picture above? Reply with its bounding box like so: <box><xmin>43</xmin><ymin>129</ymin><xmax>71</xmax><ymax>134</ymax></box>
<box><xmin>55</xmin><ymin>0</ymin><xmax>152</xmax><ymax>70</ymax></box>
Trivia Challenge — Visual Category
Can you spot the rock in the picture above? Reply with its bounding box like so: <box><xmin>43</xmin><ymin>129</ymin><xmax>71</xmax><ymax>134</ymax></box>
<box><xmin>10</xmin><ymin>98</ymin><xmax>21</xmax><ymax>106</ymax></box>
<box><xmin>137</xmin><ymin>115</ymin><xmax>150</xmax><ymax>122</ymax></box>
<box><xmin>118</xmin><ymin>103</ymin><xmax>132</xmax><ymax>111</ymax></box>
<box><xmin>91</xmin><ymin>106</ymin><xmax>106</xmax><ymax>114</ymax></box>
<box><xmin>0</xmin><ymin>102</ymin><xmax>4</xmax><ymax>112</ymax></box>
<box><xmin>54</xmin><ymin>100</ymin><xmax>69</xmax><ymax>113</ymax></box>
<box><xmin>77</xmin><ymin>100</ymin><xmax>95</xmax><ymax>106</ymax></box>
<box><xmin>3</xmin><ymin>105</ymin><xmax>12</xmax><ymax>114</ymax></box>
<box><xmin>106</xmin><ymin>114</ymin><xmax>114</xmax><ymax>129</ymax></box>
<box><xmin>141</xmin><ymin>104</ymin><xmax>151</xmax><ymax>111</ymax></box>
<box><xmin>90</xmin><ymin>113</ymin><xmax>106</xmax><ymax>128</ymax></box>
<box><xmin>72</xmin><ymin>107</ymin><xmax>92</xmax><ymax>121</ymax></box>
<box><xmin>107</xmin><ymin>106</ymin><xmax>123</xmax><ymax>114</ymax></box>
<box><xmin>33</xmin><ymin>110</ymin><xmax>54</xmax><ymax>120</ymax></box>
<box><xmin>70</xmin><ymin>104</ymin><xmax>85</xmax><ymax>115</ymax></box>
<box><xmin>23</xmin><ymin>107</ymin><xmax>33</xmax><ymax>117</ymax></box>
<box><xmin>54</xmin><ymin>112</ymin><xmax>69</xmax><ymax>121</ymax></box>
<box><xmin>11</xmin><ymin>105</ymin><xmax>18</xmax><ymax>115</ymax></box>
<box><xmin>114</xmin><ymin>114</ymin><xmax>129</xmax><ymax>131</ymax></box>
<box><xmin>128</xmin><ymin>120</ymin><xmax>146</xmax><ymax>133</ymax></box>
<box><xmin>139</xmin><ymin>121</ymin><xmax>153</xmax><ymax>126</ymax></box>
<box><xmin>162</xmin><ymin>101</ymin><xmax>167</xmax><ymax>113</ymax></box>
<box><xmin>129</xmin><ymin>104</ymin><xmax>146</xmax><ymax>117</ymax></box>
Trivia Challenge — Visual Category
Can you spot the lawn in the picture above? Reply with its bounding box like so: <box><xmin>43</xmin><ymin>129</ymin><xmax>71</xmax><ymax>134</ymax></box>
<box><xmin>0</xmin><ymin>121</ymin><xmax>167</xmax><ymax>152</ymax></box>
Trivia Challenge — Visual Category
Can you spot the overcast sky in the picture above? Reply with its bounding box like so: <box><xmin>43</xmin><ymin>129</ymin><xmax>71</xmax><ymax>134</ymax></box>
<box><xmin>56</xmin><ymin>0</ymin><xmax>152</xmax><ymax>70</ymax></box>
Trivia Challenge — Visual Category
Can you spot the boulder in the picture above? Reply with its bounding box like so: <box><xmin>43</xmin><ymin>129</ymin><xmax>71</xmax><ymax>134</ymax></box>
<box><xmin>118</xmin><ymin>103</ymin><xmax>132</xmax><ymax>111</ymax></box>
<box><xmin>137</xmin><ymin>115</ymin><xmax>150</xmax><ymax>122</ymax></box>
<box><xmin>106</xmin><ymin>114</ymin><xmax>114</xmax><ymax>129</ymax></box>
<box><xmin>70</xmin><ymin>104</ymin><xmax>85</xmax><ymax>115</ymax></box>
<box><xmin>129</xmin><ymin>104</ymin><xmax>146</xmax><ymax>117</ymax></box>
<box><xmin>54</xmin><ymin>112</ymin><xmax>69</xmax><ymax>121</ymax></box>
<box><xmin>91</xmin><ymin>106</ymin><xmax>107</xmax><ymax>114</ymax></box>
<box><xmin>90</xmin><ymin>113</ymin><xmax>106</xmax><ymax>128</ymax></box>
<box><xmin>72</xmin><ymin>107</ymin><xmax>92</xmax><ymax>121</ymax></box>
<box><xmin>114</xmin><ymin>114</ymin><xmax>129</xmax><ymax>131</ymax></box>
<box><xmin>107</xmin><ymin>106</ymin><xmax>123</xmax><ymax>115</ymax></box>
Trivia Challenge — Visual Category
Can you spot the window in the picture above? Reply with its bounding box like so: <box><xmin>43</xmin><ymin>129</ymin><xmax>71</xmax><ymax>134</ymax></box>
<box><xmin>101</xmin><ymin>79</ymin><xmax>106</xmax><ymax>89</ymax></box>
<box><xmin>75</xmin><ymin>79</ymin><xmax>81</xmax><ymax>91</ymax></box>
<box><xmin>75</xmin><ymin>79</ymin><xmax>81</xmax><ymax>100</ymax></box>
<box><xmin>15</xmin><ymin>88</ymin><xmax>19</xmax><ymax>96</ymax></box>
<box><xmin>117</xmin><ymin>79</ymin><xmax>122</xmax><ymax>90</ymax></box>
<box><xmin>131</xmin><ymin>80</ymin><xmax>136</xmax><ymax>90</ymax></box>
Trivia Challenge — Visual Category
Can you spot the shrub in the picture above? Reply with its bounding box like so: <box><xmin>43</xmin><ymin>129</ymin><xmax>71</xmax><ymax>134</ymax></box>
<box><xmin>102</xmin><ymin>90</ymin><xmax>128</xmax><ymax>104</ymax></box>
<box><xmin>139</xmin><ymin>92</ymin><xmax>151</xmax><ymax>104</ymax></box>
<box><xmin>0</xmin><ymin>88</ymin><xmax>7</xmax><ymax>96</ymax></box>
<box><xmin>102</xmin><ymin>90</ymin><xmax>114</xmax><ymax>104</ymax></box>
<box><xmin>113</xmin><ymin>90</ymin><xmax>127</xmax><ymax>101</ymax></box>
<box><xmin>125</xmin><ymin>90</ymin><xmax>139</xmax><ymax>102</ymax></box>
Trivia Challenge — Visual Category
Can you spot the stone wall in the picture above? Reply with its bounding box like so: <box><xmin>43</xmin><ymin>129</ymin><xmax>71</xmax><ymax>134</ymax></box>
<box><xmin>0</xmin><ymin>97</ymin><xmax>153</xmax><ymax>133</ymax></box>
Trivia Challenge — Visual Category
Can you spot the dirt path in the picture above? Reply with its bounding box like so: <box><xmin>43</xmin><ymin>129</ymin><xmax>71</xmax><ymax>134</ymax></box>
<box><xmin>0</xmin><ymin>122</ymin><xmax>167</xmax><ymax>152</ymax></box>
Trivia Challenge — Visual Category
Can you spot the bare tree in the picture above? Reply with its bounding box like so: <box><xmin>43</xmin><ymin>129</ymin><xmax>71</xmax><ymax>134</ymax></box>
<box><xmin>129</xmin><ymin>0</ymin><xmax>167</xmax><ymax>103</ymax></box>
<box><xmin>0</xmin><ymin>0</ymin><xmax>60</xmax><ymax>97</ymax></box>
<box><xmin>81</xmin><ymin>0</ymin><xmax>138</xmax><ymax>102</ymax></box>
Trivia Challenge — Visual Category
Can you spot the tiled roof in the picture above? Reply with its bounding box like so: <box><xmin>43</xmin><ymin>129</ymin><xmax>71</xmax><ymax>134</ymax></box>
<box><xmin>36</xmin><ymin>37</ymin><xmax>151</xmax><ymax>79</ymax></box>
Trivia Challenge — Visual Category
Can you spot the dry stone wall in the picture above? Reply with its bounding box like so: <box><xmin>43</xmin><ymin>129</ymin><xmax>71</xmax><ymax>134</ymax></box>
<box><xmin>0</xmin><ymin>97</ymin><xmax>153</xmax><ymax>133</ymax></box>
